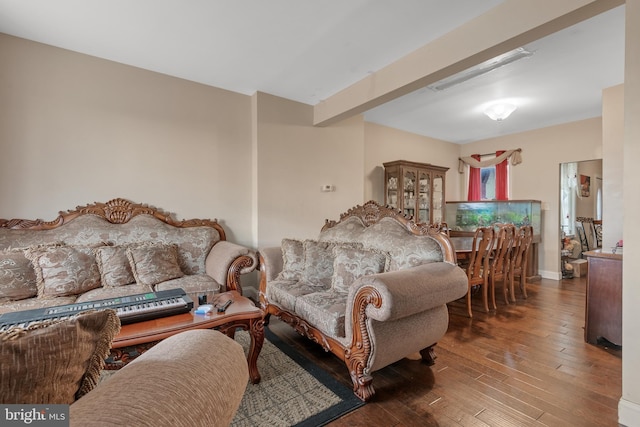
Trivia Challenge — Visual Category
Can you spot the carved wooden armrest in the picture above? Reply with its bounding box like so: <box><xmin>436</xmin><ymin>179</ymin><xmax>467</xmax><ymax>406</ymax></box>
<box><xmin>206</xmin><ymin>241</ymin><xmax>258</xmax><ymax>295</ymax></box>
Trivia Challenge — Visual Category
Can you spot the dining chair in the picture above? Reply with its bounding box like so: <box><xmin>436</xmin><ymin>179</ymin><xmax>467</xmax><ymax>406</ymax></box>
<box><xmin>509</xmin><ymin>225</ymin><xmax>534</xmax><ymax>301</ymax></box>
<box><xmin>576</xmin><ymin>217</ymin><xmax>594</xmax><ymax>255</ymax></box>
<box><xmin>593</xmin><ymin>220</ymin><xmax>603</xmax><ymax>248</ymax></box>
<box><xmin>464</xmin><ymin>226</ymin><xmax>494</xmax><ymax>318</ymax></box>
<box><xmin>490</xmin><ymin>224</ymin><xmax>516</xmax><ymax>307</ymax></box>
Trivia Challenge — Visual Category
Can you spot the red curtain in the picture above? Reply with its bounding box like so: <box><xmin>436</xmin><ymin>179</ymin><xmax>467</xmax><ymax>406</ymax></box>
<box><xmin>495</xmin><ymin>150</ymin><xmax>508</xmax><ymax>200</ymax></box>
<box><xmin>467</xmin><ymin>154</ymin><xmax>481</xmax><ymax>201</ymax></box>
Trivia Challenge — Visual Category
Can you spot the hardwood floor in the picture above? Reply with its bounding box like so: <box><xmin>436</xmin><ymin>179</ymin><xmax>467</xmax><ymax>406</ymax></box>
<box><xmin>266</xmin><ymin>276</ymin><xmax>622</xmax><ymax>426</ymax></box>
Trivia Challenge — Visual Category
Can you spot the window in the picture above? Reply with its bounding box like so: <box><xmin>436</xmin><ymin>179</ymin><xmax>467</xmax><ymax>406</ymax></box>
<box><xmin>480</xmin><ymin>165</ymin><xmax>496</xmax><ymax>200</ymax></box>
<box><xmin>467</xmin><ymin>151</ymin><xmax>510</xmax><ymax>201</ymax></box>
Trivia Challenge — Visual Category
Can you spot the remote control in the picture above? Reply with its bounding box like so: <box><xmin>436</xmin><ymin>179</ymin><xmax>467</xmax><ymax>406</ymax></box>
<box><xmin>217</xmin><ymin>299</ymin><xmax>233</xmax><ymax>313</ymax></box>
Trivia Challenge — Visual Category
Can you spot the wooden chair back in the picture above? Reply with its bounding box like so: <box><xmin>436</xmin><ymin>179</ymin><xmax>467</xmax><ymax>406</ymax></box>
<box><xmin>467</xmin><ymin>226</ymin><xmax>494</xmax><ymax>284</ymax></box>
<box><xmin>492</xmin><ymin>224</ymin><xmax>515</xmax><ymax>278</ymax></box>
<box><xmin>510</xmin><ymin>225</ymin><xmax>534</xmax><ymax>299</ymax></box>
<box><xmin>492</xmin><ymin>224</ymin><xmax>516</xmax><ymax>306</ymax></box>
<box><xmin>463</xmin><ymin>226</ymin><xmax>494</xmax><ymax>317</ymax></box>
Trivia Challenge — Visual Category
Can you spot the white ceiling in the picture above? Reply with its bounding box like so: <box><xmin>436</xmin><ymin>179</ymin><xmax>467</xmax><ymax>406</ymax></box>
<box><xmin>0</xmin><ymin>1</ymin><xmax>625</xmax><ymax>144</ymax></box>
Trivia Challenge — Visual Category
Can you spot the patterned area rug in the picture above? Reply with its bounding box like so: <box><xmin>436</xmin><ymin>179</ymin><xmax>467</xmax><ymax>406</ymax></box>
<box><xmin>230</xmin><ymin>327</ymin><xmax>364</xmax><ymax>427</ymax></box>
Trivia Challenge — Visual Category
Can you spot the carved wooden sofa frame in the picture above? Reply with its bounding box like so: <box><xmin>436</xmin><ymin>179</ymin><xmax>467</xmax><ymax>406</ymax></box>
<box><xmin>258</xmin><ymin>201</ymin><xmax>467</xmax><ymax>401</ymax></box>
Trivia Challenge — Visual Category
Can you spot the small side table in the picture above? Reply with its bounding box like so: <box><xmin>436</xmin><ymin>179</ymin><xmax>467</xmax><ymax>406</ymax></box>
<box><xmin>109</xmin><ymin>291</ymin><xmax>265</xmax><ymax>383</ymax></box>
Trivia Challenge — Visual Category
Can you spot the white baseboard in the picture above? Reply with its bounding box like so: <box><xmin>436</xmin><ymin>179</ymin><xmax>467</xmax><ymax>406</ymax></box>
<box><xmin>619</xmin><ymin>398</ymin><xmax>640</xmax><ymax>426</ymax></box>
<box><xmin>539</xmin><ymin>269</ymin><xmax>562</xmax><ymax>280</ymax></box>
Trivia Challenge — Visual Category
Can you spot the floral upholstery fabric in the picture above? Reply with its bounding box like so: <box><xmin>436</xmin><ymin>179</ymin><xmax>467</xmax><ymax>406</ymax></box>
<box><xmin>0</xmin><ymin>215</ymin><xmax>219</xmax><ymax>275</ymax></box>
<box><xmin>126</xmin><ymin>243</ymin><xmax>184</xmax><ymax>287</ymax></box>
<box><xmin>267</xmin><ymin>279</ymin><xmax>329</xmax><ymax>312</ymax></box>
<box><xmin>359</xmin><ymin>218</ymin><xmax>443</xmax><ymax>270</ymax></box>
<box><xmin>276</xmin><ymin>239</ymin><xmax>304</xmax><ymax>281</ymax></box>
<box><xmin>0</xmin><ymin>250</ymin><xmax>37</xmax><ymax>301</ymax></box>
<box><xmin>0</xmin><ymin>295</ymin><xmax>77</xmax><ymax>315</ymax></box>
<box><xmin>24</xmin><ymin>245</ymin><xmax>102</xmax><ymax>298</ymax></box>
<box><xmin>75</xmin><ymin>284</ymin><xmax>153</xmax><ymax>303</ymax></box>
<box><xmin>331</xmin><ymin>246</ymin><xmax>389</xmax><ymax>293</ymax></box>
<box><xmin>155</xmin><ymin>274</ymin><xmax>222</xmax><ymax>306</ymax></box>
<box><xmin>302</xmin><ymin>240</ymin><xmax>336</xmax><ymax>287</ymax></box>
<box><xmin>94</xmin><ymin>246</ymin><xmax>136</xmax><ymax>287</ymax></box>
<box><xmin>294</xmin><ymin>290</ymin><xmax>347</xmax><ymax>338</ymax></box>
<box><xmin>318</xmin><ymin>216</ymin><xmax>366</xmax><ymax>243</ymax></box>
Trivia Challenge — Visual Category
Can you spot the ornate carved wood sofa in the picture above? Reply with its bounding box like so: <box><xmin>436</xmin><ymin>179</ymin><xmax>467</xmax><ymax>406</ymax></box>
<box><xmin>0</xmin><ymin>198</ymin><xmax>258</xmax><ymax>314</ymax></box>
<box><xmin>259</xmin><ymin>201</ymin><xmax>468</xmax><ymax>401</ymax></box>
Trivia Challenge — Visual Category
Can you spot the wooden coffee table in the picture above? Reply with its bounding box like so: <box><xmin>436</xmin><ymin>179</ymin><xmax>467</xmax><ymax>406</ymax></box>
<box><xmin>107</xmin><ymin>290</ymin><xmax>264</xmax><ymax>383</ymax></box>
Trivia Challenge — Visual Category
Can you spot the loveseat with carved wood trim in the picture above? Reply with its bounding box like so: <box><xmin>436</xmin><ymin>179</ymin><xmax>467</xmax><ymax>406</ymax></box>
<box><xmin>0</xmin><ymin>199</ymin><xmax>258</xmax><ymax>314</ymax></box>
<box><xmin>259</xmin><ymin>201</ymin><xmax>468</xmax><ymax>401</ymax></box>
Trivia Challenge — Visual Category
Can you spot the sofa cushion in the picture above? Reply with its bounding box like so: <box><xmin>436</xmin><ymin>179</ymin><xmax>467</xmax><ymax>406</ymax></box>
<box><xmin>94</xmin><ymin>246</ymin><xmax>136</xmax><ymax>287</ymax></box>
<box><xmin>360</xmin><ymin>217</ymin><xmax>443</xmax><ymax>270</ymax></box>
<box><xmin>155</xmin><ymin>274</ymin><xmax>222</xmax><ymax>305</ymax></box>
<box><xmin>127</xmin><ymin>243</ymin><xmax>184</xmax><ymax>287</ymax></box>
<box><xmin>295</xmin><ymin>290</ymin><xmax>347</xmax><ymax>338</ymax></box>
<box><xmin>0</xmin><ymin>309</ymin><xmax>121</xmax><ymax>404</ymax></box>
<box><xmin>267</xmin><ymin>279</ymin><xmax>328</xmax><ymax>312</ymax></box>
<box><xmin>0</xmin><ymin>295</ymin><xmax>78</xmax><ymax>315</ymax></box>
<box><xmin>331</xmin><ymin>245</ymin><xmax>389</xmax><ymax>293</ymax></box>
<box><xmin>276</xmin><ymin>238</ymin><xmax>304</xmax><ymax>281</ymax></box>
<box><xmin>0</xmin><ymin>249</ymin><xmax>37</xmax><ymax>301</ymax></box>
<box><xmin>302</xmin><ymin>240</ymin><xmax>336</xmax><ymax>287</ymax></box>
<box><xmin>75</xmin><ymin>284</ymin><xmax>153</xmax><ymax>303</ymax></box>
<box><xmin>24</xmin><ymin>244</ymin><xmax>102</xmax><ymax>298</ymax></box>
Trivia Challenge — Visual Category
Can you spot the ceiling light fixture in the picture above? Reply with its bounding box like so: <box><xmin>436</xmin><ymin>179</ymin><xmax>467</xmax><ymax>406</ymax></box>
<box><xmin>484</xmin><ymin>103</ymin><xmax>517</xmax><ymax>121</ymax></box>
<box><xmin>427</xmin><ymin>47</ymin><xmax>533</xmax><ymax>92</ymax></box>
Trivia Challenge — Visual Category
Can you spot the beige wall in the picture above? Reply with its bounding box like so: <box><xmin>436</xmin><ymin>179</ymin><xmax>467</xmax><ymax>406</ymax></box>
<box><xmin>621</xmin><ymin>0</ymin><xmax>640</xmax><ymax>424</ymax></box>
<box><xmin>603</xmin><ymin>84</ymin><xmax>624</xmax><ymax>250</ymax></box>
<box><xmin>0</xmin><ymin>34</ymin><xmax>254</xmax><ymax>247</ymax></box>
<box><xmin>254</xmin><ymin>92</ymin><xmax>366</xmax><ymax>248</ymax></box>
<box><xmin>363</xmin><ymin>122</ymin><xmax>461</xmax><ymax>203</ymax></box>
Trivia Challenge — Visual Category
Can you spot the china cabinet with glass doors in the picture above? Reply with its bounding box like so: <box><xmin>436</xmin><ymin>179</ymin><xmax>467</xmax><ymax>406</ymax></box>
<box><xmin>383</xmin><ymin>160</ymin><xmax>448</xmax><ymax>224</ymax></box>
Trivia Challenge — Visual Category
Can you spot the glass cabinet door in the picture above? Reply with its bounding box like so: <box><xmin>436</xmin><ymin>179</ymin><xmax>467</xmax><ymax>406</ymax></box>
<box><xmin>432</xmin><ymin>175</ymin><xmax>444</xmax><ymax>223</ymax></box>
<box><xmin>403</xmin><ymin>169</ymin><xmax>417</xmax><ymax>218</ymax></box>
<box><xmin>418</xmin><ymin>171</ymin><xmax>430</xmax><ymax>223</ymax></box>
<box><xmin>386</xmin><ymin>170</ymin><xmax>399</xmax><ymax>209</ymax></box>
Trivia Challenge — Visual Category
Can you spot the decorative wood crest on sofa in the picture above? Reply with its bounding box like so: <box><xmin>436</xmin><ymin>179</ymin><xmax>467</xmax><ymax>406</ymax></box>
<box><xmin>0</xmin><ymin>198</ymin><xmax>226</xmax><ymax>239</ymax></box>
<box><xmin>322</xmin><ymin>200</ymin><xmax>456</xmax><ymax>261</ymax></box>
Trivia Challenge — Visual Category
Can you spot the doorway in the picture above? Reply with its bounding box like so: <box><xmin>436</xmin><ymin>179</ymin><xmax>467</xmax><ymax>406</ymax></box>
<box><xmin>559</xmin><ymin>159</ymin><xmax>602</xmax><ymax>276</ymax></box>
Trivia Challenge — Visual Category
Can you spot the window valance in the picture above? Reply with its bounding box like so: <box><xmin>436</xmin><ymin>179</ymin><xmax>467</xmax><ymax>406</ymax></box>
<box><xmin>458</xmin><ymin>148</ymin><xmax>522</xmax><ymax>173</ymax></box>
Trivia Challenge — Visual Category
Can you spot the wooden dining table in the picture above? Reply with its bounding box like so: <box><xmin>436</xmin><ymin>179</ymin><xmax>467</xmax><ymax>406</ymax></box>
<box><xmin>449</xmin><ymin>236</ymin><xmax>477</xmax><ymax>261</ymax></box>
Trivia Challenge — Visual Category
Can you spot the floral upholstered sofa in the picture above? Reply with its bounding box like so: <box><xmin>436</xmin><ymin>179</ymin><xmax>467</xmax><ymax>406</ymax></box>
<box><xmin>259</xmin><ymin>201</ymin><xmax>468</xmax><ymax>401</ymax></box>
<box><xmin>0</xmin><ymin>198</ymin><xmax>258</xmax><ymax>314</ymax></box>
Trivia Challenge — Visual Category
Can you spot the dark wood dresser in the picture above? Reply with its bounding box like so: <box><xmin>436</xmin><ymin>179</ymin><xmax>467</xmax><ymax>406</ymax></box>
<box><xmin>583</xmin><ymin>249</ymin><xmax>622</xmax><ymax>347</ymax></box>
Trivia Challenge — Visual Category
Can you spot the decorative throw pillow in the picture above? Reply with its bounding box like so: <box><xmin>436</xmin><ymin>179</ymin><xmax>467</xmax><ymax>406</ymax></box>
<box><xmin>0</xmin><ymin>309</ymin><xmax>121</xmax><ymax>404</ymax></box>
<box><xmin>0</xmin><ymin>249</ymin><xmax>37</xmax><ymax>301</ymax></box>
<box><xmin>24</xmin><ymin>245</ymin><xmax>102</xmax><ymax>298</ymax></box>
<box><xmin>331</xmin><ymin>245</ymin><xmax>390</xmax><ymax>292</ymax></box>
<box><xmin>275</xmin><ymin>238</ymin><xmax>304</xmax><ymax>281</ymax></box>
<box><xmin>94</xmin><ymin>246</ymin><xmax>136</xmax><ymax>287</ymax></box>
<box><xmin>126</xmin><ymin>243</ymin><xmax>184</xmax><ymax>287</ymax></box>
<box><xmin>302</xmin><ymin>240</ymin><xmax>337</xmax><ymax>287</ymax></box>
